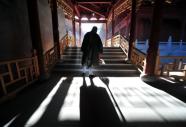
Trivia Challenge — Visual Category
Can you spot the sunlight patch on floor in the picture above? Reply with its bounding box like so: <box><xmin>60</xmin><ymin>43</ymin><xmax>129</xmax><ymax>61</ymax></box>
<box><xmin>58</xmin><ymin>77</ymin><xmax>82</xmax><ymax>121</ymax></box>
<box><xmin>108</xmin><ymin>77</ymin><xmax>186</xmax><ymax>122</ymax></box>
<box><xmin>25</xmin><ymin>77</ymin><xmax>67</xmax><ymax>127</ymax></box>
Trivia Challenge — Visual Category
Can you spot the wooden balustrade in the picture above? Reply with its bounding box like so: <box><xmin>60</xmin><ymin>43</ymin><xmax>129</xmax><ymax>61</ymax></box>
<box><xmin>112</xmin><ymin>35</ymin><xmax>121</xmax><ymax>47</ymax></box>
<box><xmin>0</xmin><ymin>55</ymin><xmax>39</xmax><ymax>102</ymax></box>
<box><xmin>158</xmin><ymin>56</ymin><xmax>186</xmax><ymax>78</ymax></box>
<box><xmin>44</xmin><ymin>44</ymin><xmax>59</xmax><ymax>72</ymax></box>
<box><xmin>0</xmin><ymin>34</ymin><xmax>71</xmax><ymax>102</ymax></box>
<box><xmin>59</xmin><ymin>34</ymin><xmax>68</xmax><ymax>55</ymax></box>
<box><xmin>131</xmin><ymin>47</ymin><xmax>146</xmax><ymax>71</ymax></box>
<box><xmin>120</xmin><ymin>35</ymin><xmax>129</xmax><ymax>56</ymax></box>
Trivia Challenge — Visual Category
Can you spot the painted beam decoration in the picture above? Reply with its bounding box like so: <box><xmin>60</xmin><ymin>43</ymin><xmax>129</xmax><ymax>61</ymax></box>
<box><xmin>114</xmin><ymin>0</ymin><xmax>143</xmax><ymax>18</ymax></box>
<box><xmin>114</xmin><ymin>0</ymin><xmax>131</xmax><ymax>18</ymax></box>
<box><xmin>58</xmin><ymin>0</ymin><xmax>73</xmax><ymax>19</ymax></box>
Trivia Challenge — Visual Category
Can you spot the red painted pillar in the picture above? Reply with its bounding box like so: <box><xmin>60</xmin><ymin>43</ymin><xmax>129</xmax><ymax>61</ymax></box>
<box><xmin>106</xmin><ymin>22</ymin><xmax>108</xmax><ymax>47</ymax></box>
<box><xmin>79</xmin><ymin>20</ymin><xmax>81</xmax><ymax>46</ymax></box>
<box><xmin>72</xmin><ymin>11</ymin><xmax>76</xmax><ymax>47</ymax></box>
<box><xmin>128</xmin><ymin>0</ymin><xmax>136</xmax><ymax>60</ymax></box>
<box><xmin>144</xmin><ymin>0</ymin><xmax>163</xmax><ymax>75</ymax></box>
<box><xmin>111</xmin><ymin>7</ymin><xmax>115</xmax><ymax>46</ymax></box>
<box><xmin>51</xmin><ymin>0</ymin><xmax>60</xmax><ymax>59</ymax></box>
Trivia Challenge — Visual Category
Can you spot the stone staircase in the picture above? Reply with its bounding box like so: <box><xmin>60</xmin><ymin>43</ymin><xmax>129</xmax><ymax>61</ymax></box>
<box><xmin>53</xmin><ymin>47</ymin><xmax>140</xmax><ymax>77</ymax></box>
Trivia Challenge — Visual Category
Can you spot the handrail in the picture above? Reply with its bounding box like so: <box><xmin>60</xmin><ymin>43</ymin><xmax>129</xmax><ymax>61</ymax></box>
<box><xmin>44</xmin><ymin>44</ymin><xmax>58</xmax><ymax>72</ymax></box>
<box><xmin>0</xmin><ymin>54</ymin><xmax>39</xmax><ymax>102</ymax></box>
<box><xmin>118</xmin><ymin>34</ymin><xmax>146</xmax><ymax>72</ymax></box>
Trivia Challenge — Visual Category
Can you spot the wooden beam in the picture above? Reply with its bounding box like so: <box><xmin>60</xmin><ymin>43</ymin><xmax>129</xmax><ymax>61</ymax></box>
<box><xmin>74</xmin><ymin>5</ymin><xmax>80</xmax><ymax>17</ymax></box>
<box><xmin>78</xmin><ymin>2</ymin><xmax>111</xmax><ymax>4</ymax></box>
<box><xmin>81</xmin><ymin>20</ymin><xmax>106</xmax><ymax>23</ymax></box>
<box><xmin>78</xmin><ymin>4</ymin><xmax>105</xmax><ymax>17</ymax></box>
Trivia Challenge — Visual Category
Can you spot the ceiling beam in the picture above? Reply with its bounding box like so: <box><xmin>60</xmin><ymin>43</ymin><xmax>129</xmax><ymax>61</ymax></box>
<box><xmin>74</xmin><ymin>5</ymin><xmax>80</xmax><ymax>17</ymax></box>
<box><xmin>81</xmin><ymin>20</ymin><xmax>106</xmax><ymax>23</ymax></box>
<box><xmin>78</xmin><ymin>2</ymin><xmax>111</xmax><ymax>4</ymax></box>
<box><xmin>78</xmin><ymin>4</ymin><xmax>105</xmax><ymax>17</ymax></box>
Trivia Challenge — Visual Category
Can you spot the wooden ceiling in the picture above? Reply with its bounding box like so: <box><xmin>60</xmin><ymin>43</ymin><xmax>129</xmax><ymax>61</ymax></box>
<box><xmin>71</xmin><ymin>0</ymin><xmax>119</xmax><ymax>19</ymax></box>
<box><xmin>69</xmin><ymin>0</ymin><xmax>186</xmax><ymax>19</ymax></box>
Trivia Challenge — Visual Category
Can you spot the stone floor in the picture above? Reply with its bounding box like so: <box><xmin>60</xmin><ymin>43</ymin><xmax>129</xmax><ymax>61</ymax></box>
<box><xmin>0</xmin><ymin>74</ymin><xmax>186</xmax><ymax>127</ymax></box>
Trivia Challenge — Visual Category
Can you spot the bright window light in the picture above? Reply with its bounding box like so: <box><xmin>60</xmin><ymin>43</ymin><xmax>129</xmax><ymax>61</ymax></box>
<box><xmin>81</xmin><ymin>23</ymin><xmax>103</xmax><ymax>35</ymax></box>
<box><xmin>99</xmin><ymin>17</ymin><xmax>105</xmax><ymax>20</ymax></box>
<box><xmin>75</xmin><ymin>16</ymin><xmax>79</xmax><ymax>20</ymax></box>
<box><xmin>81</xmin><ymin>17</ymin><xmax>88</xmax><ymax>21</ymax></box>
<box><xmin>90</xmin><ymin>17</ymin><xmax>97</xmax><ymax>20</ymax></box>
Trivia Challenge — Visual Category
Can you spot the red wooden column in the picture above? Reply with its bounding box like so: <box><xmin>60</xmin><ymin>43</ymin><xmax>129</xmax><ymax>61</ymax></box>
<box><xmin>106</xmin><ymin>22</ymin><xmax>108</xmax><ymax>47</ymax></box>
<box><xmin>111</xmin><ymin>7</ymin><xmax>115</xmax><ymax>46</ymax></box>
<box><xmin>51</xmin><ymin>0</ymin><xmax>60</xmax><ymax>59</ymax></box>
<box><xmin>79</xmin><ymin>20</ymin><xmax>81</xmax><ymax>46</ymax></box>
<box><xmin>144</xmin><ymin>0</ymin><xmax>163</xmax><ymax>75</ymax></box>
<box><xmin>27</xmin><ymin>0</ymin><xmax>49</xmax><ymax>80</ymax></box>
<box><xmin>128</xmin><ymin>0</ymin><xmax>136</xmax><ymax>60</ymax></box>
<box><xmin>72</xmin><ymin>9</ymin><xmax>76</xmax><ymax>46</ymax></box>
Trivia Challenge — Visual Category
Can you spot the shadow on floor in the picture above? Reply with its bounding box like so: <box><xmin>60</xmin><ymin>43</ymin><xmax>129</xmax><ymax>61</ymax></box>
<box><xmin>80</xmin><ymin>76</ymin><xmax>122</xmax><ymax>127</ymax></box>
<box><xmin>143</xmin><ymin>77</ymin><xmax>186</xmax><ymax>103</ymax></box>
<box><xmin>0</xmin><ymin>75</ymin><xmax>73</xmax><ymax>127</ymax></box>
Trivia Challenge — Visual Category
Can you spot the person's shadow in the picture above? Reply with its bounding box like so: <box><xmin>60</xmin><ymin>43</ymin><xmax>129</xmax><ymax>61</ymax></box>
<box><xmin>80</xmin><ymin>75</ymin><xmax>122</xmax><ymax>127</ymax></box>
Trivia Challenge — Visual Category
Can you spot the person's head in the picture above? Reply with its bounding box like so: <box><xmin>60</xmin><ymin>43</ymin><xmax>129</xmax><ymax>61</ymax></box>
<box><xmin>91</xmin><ymin>26</ymin><xmax>97</xmax><ymax>33</ymax></box>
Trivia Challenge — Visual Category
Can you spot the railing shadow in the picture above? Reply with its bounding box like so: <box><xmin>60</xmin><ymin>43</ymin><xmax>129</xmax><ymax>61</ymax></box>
<box><xmin>0</xmin><ymin>76</ymin><xmax>73</xmax><ymax>127</ymax></box>
<box><xmin>80</xmin><ymin>75</ymin><xmax>123</xmax><ymax>127</ymax></box>
<box><xmin>143</xmin><ymin>78</ymin><xmax>186</xmax><ymax>103</ymax></box>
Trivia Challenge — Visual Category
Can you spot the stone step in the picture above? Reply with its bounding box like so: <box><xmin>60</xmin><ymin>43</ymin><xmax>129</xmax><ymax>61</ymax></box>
<box><xmin>65</xmin><ymin>47</ymin><xmax>122</xmax><ymax>52</ymax></box>
<box><xmin>63</xmin><ymin>52</ymin><xmax>125</xmax><ymax>55</ymax></box>
<box><xmin>59</xmin><ymin>59</ymin><xmax>127</xmax><ymax>64</ymax></box>
<box><xmin>55</xmin><ymin>63</ymin><xmax>135</xmax><ymax>69</ymax></box>
<box><xmin>53</xmin><ymin>68</ymin><xmax>140</xmax><ymax>77</ymax></box>
<box><xmin>62</xmin><ymin>55</ymin><xmax>126</xmax><ymax>59</ymax></box>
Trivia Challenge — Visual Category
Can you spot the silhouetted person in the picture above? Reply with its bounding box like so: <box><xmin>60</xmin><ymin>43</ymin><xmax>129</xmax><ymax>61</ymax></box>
<box><xmin>81</xmin><ymin>26</ymin><xmax>103</xmax><ymax>76</ymax></box>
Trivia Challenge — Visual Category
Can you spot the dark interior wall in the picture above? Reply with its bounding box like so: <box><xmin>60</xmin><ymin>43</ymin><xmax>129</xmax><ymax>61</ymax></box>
<box><xmin>160</xmin><ymin>19</ymin><xmax>181</xmax><ymax>42</ymax></box>
<box><xmin>0</xmin><ymin>0</ymin><xmax>33</xmax><ymax>61</ymax></box>
<box><xmin>184</xmin><ymin>25</ymin><xmax>186</xmax><ymax>41</ymax></box>
<box><xmin>136</xmin><ymin>18</ymin><xmax>151</xmax><ymax>41</ymax></box>
<box><xmin>37</xmin><ymin>0</ymin><xmax>54</xmax><ymax>53</ymax></box>
<box><xmin>58</xmin><ymin>7</ymin><xmax>67</xmax><ymax>40</ymax></box>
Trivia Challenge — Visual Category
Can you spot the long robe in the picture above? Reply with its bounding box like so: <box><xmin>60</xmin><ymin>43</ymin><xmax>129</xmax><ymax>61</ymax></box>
<box><xmin>81</xmin><ymin>31</ymin><xmax>103</xmax><ymax>67</ymax></box>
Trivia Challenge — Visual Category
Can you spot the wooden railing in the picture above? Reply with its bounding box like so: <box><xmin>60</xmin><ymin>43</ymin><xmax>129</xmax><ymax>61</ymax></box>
<box><xmin>120</xmin><ymin>35</ymin><xmax>129</xmax><ymax>56</ymax></box>
<box><xmin>108</xmin><ymin>34</ymin><xmax>186</xmax><ymax>79</ymax></box>
<box><xmin>112</xmin><ymin>35</ymin><xmax>121</xmax><ymax>47</ymax></box>
<box><xmin>158</xmin><ymin>56</ymin><xmax>186</xmax><ymax>78</ymax></box>
<box><xmin>131</xmin><ymin>47</ymin><xmax>146</xmax><ymax>71</ymax></box>
<box><xmin>59</xmin><ymin>34</ymin><xmax>68</xmax><ymax>55</ymax></box>
<box><xmin>44</xmin><ymin>44</ymin><xmax>58</xmax><ymax>72</ymax></box>
<box><xmin>0</xmin><ymin>54</ymin><xmax>39</xmax><ymax>102</ymax></box>
<box><xmin>44</xmin><ymin>34</ymin><xmax>70</xmax><ymax>72</ymax></box>
<box><xmin>0</xmin><ymin>34</ymin><xmax>71</xmax><ymax>102</ymax></box>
